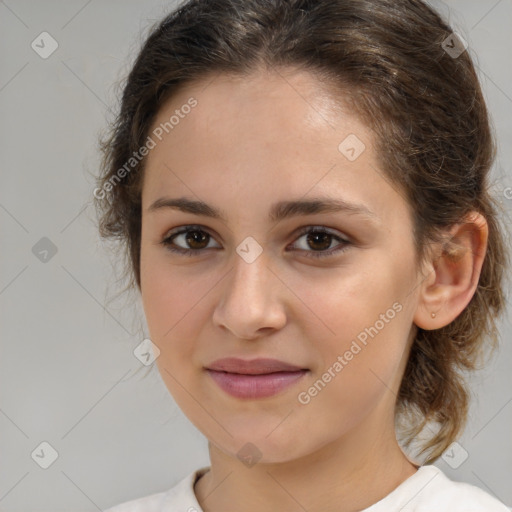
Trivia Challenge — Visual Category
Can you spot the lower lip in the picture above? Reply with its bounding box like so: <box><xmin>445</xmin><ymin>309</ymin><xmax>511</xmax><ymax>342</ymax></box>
<box><xmin>206</xmin><ymin>369</ymin><xmax>308</xmax><ymax>399</ymax></box>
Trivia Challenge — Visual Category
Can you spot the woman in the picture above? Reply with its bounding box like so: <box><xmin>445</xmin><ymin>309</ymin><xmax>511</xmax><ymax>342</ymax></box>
<box><xmin>95</xmin><ymin>0</ymin><xmax>510</xmax><ymax>510</ymax></box>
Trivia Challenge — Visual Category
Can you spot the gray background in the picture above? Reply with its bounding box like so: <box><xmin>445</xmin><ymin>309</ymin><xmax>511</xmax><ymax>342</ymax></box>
<box><xmin>0</xmin><ymin>1</ymin><xmax>511</xmax><ymax>510</ymax></box>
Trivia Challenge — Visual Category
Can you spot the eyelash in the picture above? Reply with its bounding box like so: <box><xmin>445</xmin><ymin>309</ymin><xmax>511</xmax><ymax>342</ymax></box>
<box><xmin>160</xmin><ymin>224</ymin><xmax>351</xmax><ymax>259</ymax></box>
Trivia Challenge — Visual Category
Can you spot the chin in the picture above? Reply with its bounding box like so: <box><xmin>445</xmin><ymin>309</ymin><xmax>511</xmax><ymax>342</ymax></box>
<box><xmin>206</xmin><ymin>423</ymin><xmax>317</xmax><ymax>466</ymax></box>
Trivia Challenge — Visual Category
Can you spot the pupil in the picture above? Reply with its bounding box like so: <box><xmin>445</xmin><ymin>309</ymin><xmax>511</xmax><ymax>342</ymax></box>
<box><xmin>187</xmin><ymin>230</ymin><xmax>208</xmax><ymax>249</ymax></box>
<box><xmin>308</xmin><ymin>232</ymin><xmax>331</xmax><ymax>251</ymax></box>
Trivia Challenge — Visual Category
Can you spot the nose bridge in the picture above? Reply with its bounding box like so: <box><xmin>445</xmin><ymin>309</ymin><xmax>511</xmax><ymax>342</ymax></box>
<box><xmin>227</xmin><ymin>240</ymin><xmax>272</xmax><ymax>307</ymax></box>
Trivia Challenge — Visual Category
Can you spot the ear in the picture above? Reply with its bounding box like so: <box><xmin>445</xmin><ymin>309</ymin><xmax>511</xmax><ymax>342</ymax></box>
<box><xmin>413</xmin><ymin>211</ymin><xmax>488</xmax><ymax>330</ymax></box>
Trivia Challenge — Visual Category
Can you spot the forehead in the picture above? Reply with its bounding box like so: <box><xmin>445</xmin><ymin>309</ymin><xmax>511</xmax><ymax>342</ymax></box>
<box><xmin>140</xmin><ymin>68</ymin><xmax>407</xmax><ymax>228</ymax></box>
<box><xmin>146</xmin><ymin>68</ymin><xmax>367</xmax><ymax>162</ymax></box>
<box><xmin>146</xmin><ymin>66</ymin><xmax>367</xmax><ymax>158</ymax></box>
<box><xmin>162</xmin><ymin>66</ymin><xmax>346</xmax><ymax>122</ymax></box>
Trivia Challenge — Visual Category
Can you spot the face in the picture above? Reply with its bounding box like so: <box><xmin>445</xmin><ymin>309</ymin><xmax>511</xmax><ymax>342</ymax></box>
<box><xmin>139</xmin><ymin>67</ymin><xmax>422</xmax><ymax>463</ymax></box>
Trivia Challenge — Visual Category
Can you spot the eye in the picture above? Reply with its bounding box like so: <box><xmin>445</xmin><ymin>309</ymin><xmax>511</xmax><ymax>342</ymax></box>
<box><xmin>288</xmin><ymin>226</ymin><xmax>350</xmax><ymax>259</ymax></box>
<box><xmin>160</xmin><ymin>225</ymin><xmax>220</xmax><ymax>256</ymax></box>
<box><xmin>160</xmin><ymin>224</ymin><xmax>351</xmax><ymax>259</ymax></box>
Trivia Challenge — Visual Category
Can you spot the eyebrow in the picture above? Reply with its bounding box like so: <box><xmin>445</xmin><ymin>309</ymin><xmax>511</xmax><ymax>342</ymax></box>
<box><xmin>147</xmin><ymin>196</ymin><xmax>378</xmax><ymax>224</ymax></box>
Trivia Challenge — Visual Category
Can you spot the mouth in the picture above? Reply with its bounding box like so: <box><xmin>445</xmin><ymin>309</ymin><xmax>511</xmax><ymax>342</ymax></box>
<box><xmin>205</xmin><ymin>357</ymin><xmax>309</xmax><ymax>399</ymax></box>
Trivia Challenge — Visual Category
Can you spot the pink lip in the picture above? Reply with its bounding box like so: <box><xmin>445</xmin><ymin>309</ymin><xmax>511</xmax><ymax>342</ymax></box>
<box><xmin>205</xmin><ymin>358</ymin><xmax>309</xmax><ymax>399</ymax></box>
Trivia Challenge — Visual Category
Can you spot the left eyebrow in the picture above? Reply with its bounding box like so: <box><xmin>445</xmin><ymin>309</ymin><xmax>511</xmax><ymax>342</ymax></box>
<box><xmin>147</xmin><ymin>196</ymin><xmax>378</xmax><ymax>224</ymax></box>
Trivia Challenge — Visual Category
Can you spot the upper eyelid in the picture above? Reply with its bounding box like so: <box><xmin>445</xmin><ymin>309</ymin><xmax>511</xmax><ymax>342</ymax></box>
<box><xmin>165</xmin><ymin>224</ymin><xmax>221</xmax><ymax>242</ymax></box>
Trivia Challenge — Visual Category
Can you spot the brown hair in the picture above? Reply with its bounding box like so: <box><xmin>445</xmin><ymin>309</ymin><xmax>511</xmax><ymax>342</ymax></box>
<box><xmin>94</xmin><ymin>0</ymin><xmax>510</xmax><ymax>464</ymax></box>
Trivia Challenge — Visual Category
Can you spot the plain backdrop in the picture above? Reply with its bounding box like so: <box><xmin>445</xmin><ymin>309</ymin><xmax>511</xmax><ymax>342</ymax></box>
<box><xmin>1</xmin><ymin>1</ymin><xmax>511</xmax><ymax>510</ymax></box>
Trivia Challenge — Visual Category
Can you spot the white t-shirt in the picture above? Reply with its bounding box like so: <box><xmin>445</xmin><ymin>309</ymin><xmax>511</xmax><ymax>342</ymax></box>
<box><xmin>104</xmin><ymin>464</ymin><xmax>511</xmax><ymax>512</ymax></box>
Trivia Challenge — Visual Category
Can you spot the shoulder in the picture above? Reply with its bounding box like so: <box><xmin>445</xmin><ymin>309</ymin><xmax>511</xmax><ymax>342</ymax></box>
<box><xmin>103</xmin><ymin>467</ymin><xmax>209</xmax><ymax>512</ymax></box>
<box><xmin>410</xmin><ymin>465</ymin><xmax>510</xmax><ymax>512</ymax></box>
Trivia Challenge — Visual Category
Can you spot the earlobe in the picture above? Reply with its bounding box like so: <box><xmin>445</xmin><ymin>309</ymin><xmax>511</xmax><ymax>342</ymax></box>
<box><xmin>413</xmin><ymin>212</ymin><xmax>488</xmax><ymax>331</ymax></box>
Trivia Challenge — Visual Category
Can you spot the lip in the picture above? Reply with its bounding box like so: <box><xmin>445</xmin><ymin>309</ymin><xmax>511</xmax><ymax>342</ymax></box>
<box><xmin>206</xmin><ymin>357</ymin><xmax>306</xmax><ymax>374</ymax></box>
<box><xmin>205</xmin><ymin>358</ymin><xmax>309</xmax><ymax>399</ymax></box>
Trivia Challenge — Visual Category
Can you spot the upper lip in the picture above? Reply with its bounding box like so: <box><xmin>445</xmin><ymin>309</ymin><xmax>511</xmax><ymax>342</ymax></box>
<box><xmin>206</xmin><ymin>357</ymin><xmax>306</xmax><ymax>375</ymax></box>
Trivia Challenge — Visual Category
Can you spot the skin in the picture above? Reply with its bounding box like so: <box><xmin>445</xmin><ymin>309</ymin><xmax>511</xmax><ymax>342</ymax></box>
<box><xmin>139</xmin><ymin>66</ymin><xmax>488</xmax><ymax>512</ymax></box>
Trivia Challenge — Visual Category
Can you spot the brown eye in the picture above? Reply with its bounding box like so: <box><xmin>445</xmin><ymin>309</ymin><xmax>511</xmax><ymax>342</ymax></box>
<box><xmin>304</xmin><ymin>231</ymin><xmax>333</xmax><ymax>251</ymax></box>
<box><xmin>183</xmin><ymin>229</ymin><xmax>210</xmax><ymax>249</ymax></box>
<box><xmin>290</xmin><ymin>226</ymin><xmax>351</xmax><ymax>259</ymax></box>
<box><xmin>161</xmin><ymin>225</ymin><xmax>221</xmax><ymax>255</ymax></box>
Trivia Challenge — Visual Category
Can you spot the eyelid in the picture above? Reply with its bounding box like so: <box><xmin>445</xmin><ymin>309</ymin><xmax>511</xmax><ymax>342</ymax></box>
<box><xmin>292</xmin><ymin>225</ymin><xmax>350</xmax><ymax>242</ymax></box>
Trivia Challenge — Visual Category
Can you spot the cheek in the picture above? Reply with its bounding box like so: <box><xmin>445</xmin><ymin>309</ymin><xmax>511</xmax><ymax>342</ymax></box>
<box><xmin>300</xmin><ymin>259</ymin><xmax>413</xmax><ymax>405</ymax></box>
<box><xmin>140</xmin><ymin>270</ymin><xmax>197</xmax><ymax>384</ymax></box>
<box><xmin>140</xmin><ymin>255</ymin><xmax>225</xmax><ymax>385</ymax></box>
<box><xmin>141</xmin><ymin>252</ymin><xmax>204</xmax><ymax>337</ymax></box>
<box><xmin>297</xmin><ymin>317</ymin><xmax>410</xmax><ymax>438</ymax></box>
<box><xmin>291</xmin><ymin>259</ymin><xmax>405</xmax><ymax>347</ymax></box>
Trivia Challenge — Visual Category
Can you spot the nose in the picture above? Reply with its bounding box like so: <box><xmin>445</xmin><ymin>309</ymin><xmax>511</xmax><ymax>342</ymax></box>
<box><xmin>212</xmin><ymin>248</ymin><xmax>287</xmax><ymax>340</ymax></box>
